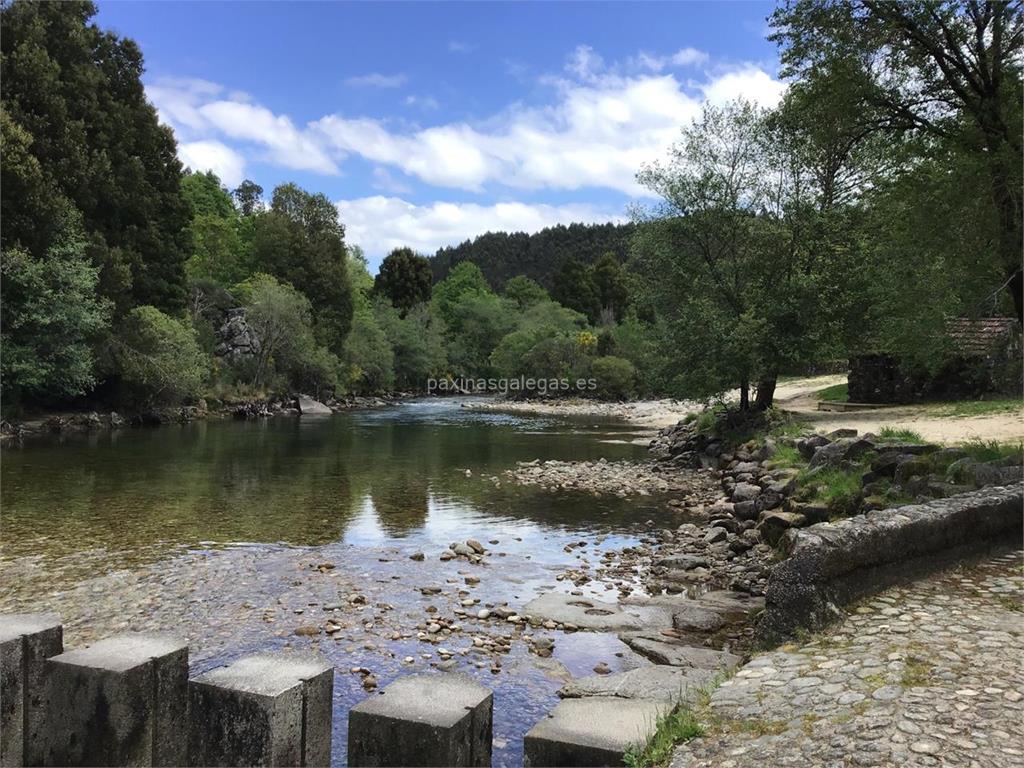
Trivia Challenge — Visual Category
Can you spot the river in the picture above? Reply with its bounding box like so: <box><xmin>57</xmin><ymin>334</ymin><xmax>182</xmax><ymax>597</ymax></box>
<box><xmin>0</xmin><ymin>398</ymin><xmax>693</xmax><ymax>766</ymax></box>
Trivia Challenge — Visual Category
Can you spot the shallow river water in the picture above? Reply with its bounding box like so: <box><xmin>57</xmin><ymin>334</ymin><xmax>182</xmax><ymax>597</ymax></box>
<box><xmin>1</xmin><ymin>398</ymin><xmax>694</xmax><ymax>766</ymax></box>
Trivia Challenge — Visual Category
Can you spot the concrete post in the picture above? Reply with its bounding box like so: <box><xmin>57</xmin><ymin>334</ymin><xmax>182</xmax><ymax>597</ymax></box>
<box><xmin>0</xmin><ymin>614</ymin><xmax>63</xmax><ymax>767</ymax></box>
<box><xmin>523</xmin><ymin>697</ymin><xmax>669</xmax><ymax>767</ymax></box>
<box><xmin>41</xmin><ymin>633</ymin><xmax>188</xmax><ymax>766</ymax></box>
<box><xmin>347</xmin><ymin>673</ymin><xmax>493</xmax><ymax>767</ymax></box>
<box><xmin>188</xmin><ymin>652</ymin><xmax>334</xmax><ymax>767</ymax></box>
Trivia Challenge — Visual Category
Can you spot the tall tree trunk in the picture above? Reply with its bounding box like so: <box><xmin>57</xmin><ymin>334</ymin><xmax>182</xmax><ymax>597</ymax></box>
<box><xmin>755</xmin><ymin>376</ymin><xmax>777</xmax><ymax>410</ymax></box>
<box><xmin>739</xmin><ymin>379</ymin><xmax>750</xmax><ymax>411</ymax></box>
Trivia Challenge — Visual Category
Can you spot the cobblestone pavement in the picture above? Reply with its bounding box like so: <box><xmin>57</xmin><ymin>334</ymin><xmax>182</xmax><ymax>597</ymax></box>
<box><xmin>672</xmin><ymin>550</ymin><xmax>1024</xmax><ymax>768</ymax></box>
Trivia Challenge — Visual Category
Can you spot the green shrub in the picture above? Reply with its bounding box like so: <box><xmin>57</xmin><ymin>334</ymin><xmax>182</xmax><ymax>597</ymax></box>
<box><xmin>590</xmin><ymin>356</ymin><xmax>636</xmax><ymax>400</ymax></box>
<box><xmin>113</xmin><ymin>306</ymin><xmax>207</xmax><ymax>405</ymax></box>
<box><xmin>877</xmin><ymin>426</ymin><xmax>924</xmax><ymax>442</ymax></box>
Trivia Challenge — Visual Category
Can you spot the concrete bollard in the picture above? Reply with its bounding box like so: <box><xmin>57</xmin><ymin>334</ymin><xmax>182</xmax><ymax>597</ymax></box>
<box><xmin>188</xmin><ymin>652</ymin><xmax>333</xmax><ymax>767</ymax></box>
<box><xmin>523</xmin><ymin>697</ymin><xmax>669</xmax><ymax>767</ymax></box>
<box><xmin>347</xmin><ymin>672</ymin><xmax>493</xmax><ymax>767</ymax></box>
<box><xmin>41</xmin><ymin>633</ymin><xmax>189</xmax><ymax>766</ymax></box>
<box><xmin>0</xmin><ymin>614</ymin><xmax>63</xmax><ymax>767</ymax></box>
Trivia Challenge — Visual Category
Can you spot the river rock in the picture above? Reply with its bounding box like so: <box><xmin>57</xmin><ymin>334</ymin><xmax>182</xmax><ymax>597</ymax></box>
<box><xmin>296</xmin><ymin>394</ymin><xmax>332</xmax><ymax>415</ymax></box>
<box><xmin>757</xmin><ymin>511</ymin><xmax>807</xmax><ymax>546</ymax></box>
<box><xmin>522</xmin><ymin>593</ymin><xmax>647</xmax><ymax>631</ymax></box>
<box><xmin>672</xmin><ymin>605</ymin><xmax>728</xmax><ymax>633</ymax></box>
<box><xmin>559</xmin><ymin>665</ymin><xmax>717</xmax><ymax>703</ymax></box>
<box><xmin>618</xmin><ymin>632</ymin><xmax>741</xmax><ymax>670</ymax></box>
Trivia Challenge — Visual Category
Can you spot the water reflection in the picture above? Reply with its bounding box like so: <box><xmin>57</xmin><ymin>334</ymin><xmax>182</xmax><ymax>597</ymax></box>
<box><xmin>1</xmin><ymin>399</ymin><xmax>657</xmax><ymax>576</ymax></box>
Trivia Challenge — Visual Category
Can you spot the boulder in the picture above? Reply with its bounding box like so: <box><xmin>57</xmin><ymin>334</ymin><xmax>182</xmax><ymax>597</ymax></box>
<box><xmin>809</xmin><ymin>437</ymin><xmax>874</xmax><ymax>468</ymax></box>
<box><xmin>618</xmin><ymin>632</ymin><xmax>741</xmax><ymax>670</ymax></box>
<box><xmin>672</xmin><ymin>605</ymin><xmax>727</xmax><ymax>633</ymax></box>
<box><xmin>522</xmin><ymin>593</ymin><xmax>646</xmax><ymax>631</ymax></box>
<box><xmin>296</xmin><ymin>395</ymin><xmax>332</xmax><ymax>415</ymax></box>
<box><xmin>757</xmin><ymin>511</ymin><xmax>807</xmax><ymax>546</ymax></box>
<box><xmin>797</xmin><ymin>435</ymin><xmax>830</xmax><ymax>459</ymax></box>
<box><xmin>731</xmin><ymin>482</ymin><xmax>761</xmax><ymax>503</ymax></box>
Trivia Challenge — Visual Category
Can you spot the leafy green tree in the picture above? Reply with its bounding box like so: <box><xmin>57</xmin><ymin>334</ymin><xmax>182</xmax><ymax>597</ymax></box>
<box><xmin>375</xmin><ymin>301</ymin><xmax>447</xmax><ymax>389</ymax></box>
<box><xmin>1</xmin><ymin>210</ymin><xmax>110</xmax><ymax>407</ymax></box>
<box><xmin>232</xmin><ymin>180</ymin><xmax>264</xmax><ymax>216</ymax></box>
<box><xmin>591</xmin><ymin>253</ymin><xmax>629</xmax><ymax>323</ymax></box>
<box><xmin>489</xmin><ymin>300</ymin><xmax>587</xmax><ymax>377</ymax></box>
<box><xmin>374</xmin><ymin>247</ymin><xmax>433</xmax><ymax>314</ymax></box>
<box><xmin>250</xmin><ymin>183</ymin><xmax>353</xmax><ymax>353</ymax></box>
<box><xmin>234</xmin><ymin>273</ymin><xmax>335</xmax><ymax>392</ymax></box>
<box><xmin>446</xmin><ymin>294</ymin><xmax>517</xmax><ymax>376</ymax></box>
<box><xmin>1</xmin><ymin>0</ymin><xmax>192</xmax><ymax>313</ymax></box>
<box><xmin>634</xmin><ymin>101</ymin><xmax>839</xmax><ymax>410</ymax></box>
<box><xmin>182</xmin><ymin>171</ymin><xmax>236</xmax><ymax>218</ymax></box>
<box><xmin>771</xmin><ymin>0</ymin><xmax>1024</xmax><ymax>320</ymax></box>
<box><xmin>503</xmin><ymin>275</ymin><xmax>549</xmax><ymax>309</ymax></box>
<box><xmin>431</xmin><ymin>261</ymin><xmax>491</xmax><ymax>329</ymax></box>
<box><xmin>590</xmin><ymin>356</ymin><xmax>636</xmax><ymax>400</ymax></box>
<box><xmin>552</xmin><ymin>257</ymin><xmax>601</xmax><ymax>323</ymax></box>
<box><xmin>110</xmin><ymin>306</ymin><xmax>207</xmax><ymax>405</ymax></box>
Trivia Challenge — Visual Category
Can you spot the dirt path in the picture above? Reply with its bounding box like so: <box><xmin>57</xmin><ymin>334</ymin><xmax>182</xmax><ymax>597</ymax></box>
<box><xmin>472</xmin><ymin>375</ymin><xmax>1024</xmax><ymax>445</ymax></box>
<box><xmin>776</xmin><ymin>377</ymin><xmax>1024</xmax><ymax>445</ymax></box>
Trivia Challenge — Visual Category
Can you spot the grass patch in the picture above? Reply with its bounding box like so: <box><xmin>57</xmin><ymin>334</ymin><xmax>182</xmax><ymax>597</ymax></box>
<box><xmin>876</xmin><ymin>425</ymin><xmax>924</xmax><ymax>442</ymax></box>
<box><xmin>900</xmin><ymin>655</ymin><xmax>934</xmax><ymax>688</ymax></box>
<box><xmin>817</xmin><ymin>383</ymin><xmax>848</xmax><ymax>402</ymax></box>
<box><xmin>797</xmin><ymin>466</ymin><xmax>864</xmax><ymax>517</ymax></box>
<box><xmin>623</xmin><ymin>707</ymin><xmax>705</xmax><ymax>768</ymax></box>
<box><xmin>764</xmin><ymin>444</ymin><xmax>804</xmax><ymax>470</ymax></box>
<box><xmin>931</xmin><ymin>397</ymin><xmax>1023</xmax><ymax>418</ymax></box>
<box><xmin>994</xmin><ymin>594</ymin><xmax>1024</xmax><ymax>612</ymax></box>
<box><xmin>959</xmin><ymin>439</ymin><xmax>1024</xmax><ymax>463</ymax></box>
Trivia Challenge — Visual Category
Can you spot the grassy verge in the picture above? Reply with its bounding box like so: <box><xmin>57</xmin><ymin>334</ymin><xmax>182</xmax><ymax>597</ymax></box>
<box><xmin>623</xmin><ymin>674</ymin><xmax>730</xmax><ymax>768</ymax></box>
<box><xmin>929</xmin><ymin>397</ymin><xmax>1023</xmax><ymax>418</ymax></box>
<box><xmin>877</xmin><ymin>425</ymin><xmax>923</xmax><ymax>442</ymax></box>
<box><xmin>817</xmin><ymin>383</ymin><xmax>848</xmax><ymax>402</ymax></box>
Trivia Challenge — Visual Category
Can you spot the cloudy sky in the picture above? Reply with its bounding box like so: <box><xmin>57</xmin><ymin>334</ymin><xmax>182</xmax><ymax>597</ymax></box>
<box><xmin>97</xmin><ymin>1</ymin><xmax>785</xmax><ymax>270</ymax></box>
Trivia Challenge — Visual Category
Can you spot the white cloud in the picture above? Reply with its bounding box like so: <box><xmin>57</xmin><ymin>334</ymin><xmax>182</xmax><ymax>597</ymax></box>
<box><xmin>636</xmin><ymin>47</ymin><xmax>710</xmax><ymax>71</ymax></box>
<box><xmin>147</xmin><ymin>52</ymin><xmax>786</xmax><ymax>196</ymax></box>
<box><xmin>371</xmin><ymin>167</ymin><xmax>412</xmax><ymax>195</ymax></box>
<box><xmin>700</xmin><ymin>65</ymin><xmax>787</xmax><ymax>108</ymax></box>
<box><xmin>178</xmin><ymin>140</ymin><xmax>246</xmax><ymax>187</ymax></box>
<box><xmin>448</xmin><ymin>40</ymin><xmax>476</xmax><ymax>53</ymax></box>
<box><xmin>336</xmin><ymin>196</ymin><xmax>625</xmax><ymax>265</ymax></box>
<box><xmin>345</xmin><ymin>73</ymin><xmax>408</xmax><ymax>88</ymax></box>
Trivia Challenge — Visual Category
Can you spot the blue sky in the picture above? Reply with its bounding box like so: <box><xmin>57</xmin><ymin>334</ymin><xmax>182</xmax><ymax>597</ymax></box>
<box><xmin>97</xmin><ymin>1</ymin><xmax>784</xmax><ymax>271</ymax></box>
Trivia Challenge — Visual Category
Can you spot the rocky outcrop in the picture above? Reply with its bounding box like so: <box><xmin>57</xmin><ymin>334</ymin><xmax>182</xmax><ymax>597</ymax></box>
<box><xmin>296</xmin><ymin>394</ymin><xmax>332</xmax><ymax>415</ymax></box>
<box><xmin>755</xmin><ymin>483</ymin><xmax>1024</xmax><ymax>645</ymax></box>
<box><xmin>214</xmin><ymin>309</ymin><xmax>261</xmax><ymax>362</ymax></box>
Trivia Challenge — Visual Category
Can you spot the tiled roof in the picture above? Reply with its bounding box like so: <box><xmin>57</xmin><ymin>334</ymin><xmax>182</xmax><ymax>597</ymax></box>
<box><xmin>947</xmin><ymin>317</ymin><xmax>1020</xmax><ymax>356</ymax></box>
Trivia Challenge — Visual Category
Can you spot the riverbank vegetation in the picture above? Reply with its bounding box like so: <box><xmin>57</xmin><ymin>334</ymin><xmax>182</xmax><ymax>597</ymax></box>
<box><xmin>2</xmin><ymin>1</ymin><xmax>1020</xmax><ymax>418</ymax></box>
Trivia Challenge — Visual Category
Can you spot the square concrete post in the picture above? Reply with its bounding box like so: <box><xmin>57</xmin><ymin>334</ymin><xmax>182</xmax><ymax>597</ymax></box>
<box><xmin>523</xmin><ymin>697</ymin><xmax>669</xmax><ymax>767</ymax></box>
<box><xmin>0</xmin><ymin>614</ymin><xmax>63</xmax><ymax>767</ymax></box>
<box><xmin>188</xmin><ymin>652</ymin><xmax>334</xmax><ymax>767</ymax></box>
<box><xmin>41</xmin><ymin>633</ymin><xmax>188</xmax><ymax>766</ymax></box>
<box><xmin>347</xmin><ymin>673</ymin><xmax>493</xmax><ymax>767</ymax></box>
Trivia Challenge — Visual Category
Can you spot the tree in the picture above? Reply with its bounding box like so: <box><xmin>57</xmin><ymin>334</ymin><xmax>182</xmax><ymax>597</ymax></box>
<box><xmin>234</xmin><ymin>273</ymin><xmax>332</xmax><ymax>391</ymax></box>
<box><xmin>1</xmin><ymin>209</ymin><xmax>110</xmax><ymax>407</ymax></box>
<box><xmin>375</xmin><ymin>301</ymin><xmax>447</xmax><ymax>389</ymax></box>
<box><xmin>250</xmin><ymin>183</ymin><xmax>354</xmax><ymax>353</ymax></box>
<box><xmin>591</xmin><ymin>253</ymin><xmax>629</xmax><ymax>322</ymax></box>
<box><xmin>431</xmin><ymin>262</ymin><xmax>491</xmax><ymax>329</ymax></box>
<box><xmin>552</xmin><ymin>257</ymin><xmax>601</xmax><ymax>323</ymax></box>
<box><xmin>771</xmin><ymin>0</ymin><xmax>1024</xmax><ymax>319</ymax></box>
<box><xmin>503</xmin><ymin>275</ymin><xmax>549</xmax><ymax>309</ymax></box>
<box><xmin>591</xmin><ymin>356</ymin><xmax>636</xmax><ymax>400</ymax></box>
<box><xmin>634</xmin><ymin>101</ymin><xmax>839</xmax><ymax>410</ymax></box>
<box><xmin>374</xmin><ymin>247</ymin><xmax>433</xmax><ymax>314</ymax></box>
<box><xmin>1</xmin><ymin>0</ymin><xmax>192</xmax><ymax>313</ymax></box>
<box><xmin>110</xmin><ymin>306</ymin><xmax>207</xmax><ymax>405</ymax></box>
<box><xmin>233</xmin><ymin>180</ymin><xmax>264</xmax><ymax>216</ymax></box>
<box><xmin>182</xmin><ymin>171</ymin><xmax>236</xmax><ymax>218</ymax></box>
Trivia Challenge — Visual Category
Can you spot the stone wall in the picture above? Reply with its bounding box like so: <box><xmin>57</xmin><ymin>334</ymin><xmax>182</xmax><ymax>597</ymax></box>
<box><xmin>755</xmin><ymin>483</ymin><xmax>1024</xmax><ymax>645</ymax></box>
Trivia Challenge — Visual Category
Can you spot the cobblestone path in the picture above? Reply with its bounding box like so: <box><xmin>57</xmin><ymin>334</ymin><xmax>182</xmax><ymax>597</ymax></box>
<box><xmin>672</xmin><ymin>550</ymin><xmax>1024</xmax><ymax>768</ymax></box>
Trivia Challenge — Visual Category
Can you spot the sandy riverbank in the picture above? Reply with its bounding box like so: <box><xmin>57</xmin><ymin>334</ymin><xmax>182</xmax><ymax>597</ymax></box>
<box><xmin>470</xmin><ymin>374</ymin><xmax>1024</xmax><ymax>444</ymax></box>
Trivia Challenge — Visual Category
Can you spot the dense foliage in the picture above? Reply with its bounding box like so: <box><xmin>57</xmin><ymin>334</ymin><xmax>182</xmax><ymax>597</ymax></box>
<box><xmin>430</xmin><ymin>222</ymin><xmax>634</xmax><ymax>290</ymax></box>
